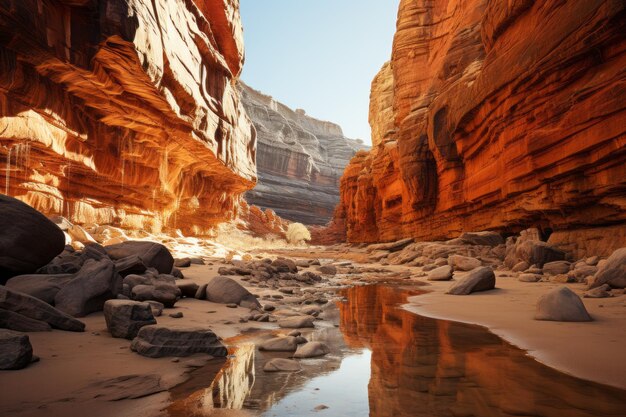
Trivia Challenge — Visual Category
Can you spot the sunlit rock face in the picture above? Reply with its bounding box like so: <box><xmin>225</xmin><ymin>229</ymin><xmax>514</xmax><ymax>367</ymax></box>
<box><xmin>239</xmin><ymin>83</ymin><xmax>367</xmax><ymax>225</ymax></box>
<box><xmin>334</xmin><ymin>0</ymin><xmax>626</xmax><ymax>255</ymax></box>
<box><xmin>0</xmin><ymin>0</ymin><xmax>256</xmax><ymax>234</ymax></box>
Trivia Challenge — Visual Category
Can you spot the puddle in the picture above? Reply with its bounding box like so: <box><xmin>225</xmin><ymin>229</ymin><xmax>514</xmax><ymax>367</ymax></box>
<box><xmin>168</xmin><ymin>284</ymin><xmax>626</xmax><ymax>417</ymax></box>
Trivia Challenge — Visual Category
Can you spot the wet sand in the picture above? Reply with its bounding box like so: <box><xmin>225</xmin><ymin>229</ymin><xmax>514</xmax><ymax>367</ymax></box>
<box><xmin>405</xmin><ymin>271</ymin><xmax>626</xmax><ymax>389</ymax></box>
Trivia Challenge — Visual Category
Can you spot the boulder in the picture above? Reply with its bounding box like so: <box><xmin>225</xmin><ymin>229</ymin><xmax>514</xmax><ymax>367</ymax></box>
<box><xmin>518</xmin><ymin>273</ymin><xmax>542</xmax><ymax>283</ymax></box>
<box><xmin>0</xmin><ymin>330</ymin><xmax>33</xmax><ymax>370</ymax></box>
<box><xmin>113</xmin><ymin>255</ymin><xmax>148</xmax><ymax>277</ymax></box>
<box><xmin>0</xmin><ymin>309</ymin><xmax>51</xmax><ymax>332</ymax></box>
<box><xmin>54</xmin><ymin>258</ymin><xmax>122</xmax><ymax>317</ymax></box>
<box><xmin>258</xmin><ymin>336</ymin><xmax>298</xmax><ymax>352</ymax></box>
<box><xmin>104</xmin><ymin>300</ymin><xmax>156</xmax><ymax>339</ymax></box>
<box><xmin>515</xmin><ymin>240</ymin><xmax>566</xmax><ymax>267</ymax></box>
<box><xmin>263</xmin><ymin>358</ymin><xmax>302</xmax><ymax>372</ymax></box>
<box><xmin>0</xmin><ymin>195</ymin><xmax>65</xmax><ymax>282</ymax></box>
<box><xmin>174</xmin><ymin>258</ymin><xmax>192</xmax><ymax>268</ymax></box>
<box><xmin>177</xmin><ymin>282</ymin><xmax>199</xmax><ymax>298</ymax></box>
<box><xmin>448</xmin><ymin>255</ymin><xmax>482</xmax><ymax>271</ymax></box>
<box><xmin>5</xmin><ymin>274</ymin><xmax>74</xmax><ymax>304</ymax></box>
<box><xmin>194</xmin><ymin>283</ymin><xmax>208</xmax><ymax>300</ymax></box>
<box><xmin>204</xmin><ymin>276</ymin><xmax>260</xmax><ymax>309</ymax></box>
<box><xmin>542</xmin><ymin>261</ymin><xmax>571</xmax><ymax>275</ymax></box>
<box><xmin>427</xmin><ymin>265</ymin><xmax>453</xmax><ymax>281</ymax></box>
<box><xmin>131</xmin><ymin>283</ymin><xmax>180</xmax><ymax>308</ymax></box>
<box><xmin>146</xmin><ymin>301</ymin><xmax>164</xmax><ymax>317</ymax></box>
<box><xmin>512</xmin><ymin>261</ymin><xmax>530</xmax><ymax>272</ymax></box>
<box><xmin>293</xmin><ymin>341</ymin><xmax>330</xmax><ymax>358</ymax></box>
<box><xmin>583</xmin><ymin>284</ymin><xmax>612</xmax><ymax>299</ymax></box>
<box><xmin>0</xmin><ymin>286</ymin><xmax>85</xmax><ymax>331</ymax></box>
<box><xmin>535</xmin><ymin>287</ymin><xmax>592</xmax><ymax>322</ymax></box>
<box><xmin>446</xmin><ymin>267</ymin><xmax>496</xmax><ymax>295</ymax></box>
<box><xmin>278</xmin><ymin>316</ymin><xmax>315</xmax><ymax>329</ymax></box>
<box><xmin>272</xmin><ymin>258</ymin><xmax>297</xmax><ymax>273</ymax></box>
<box><xmin>459</xmin><ymin>231</ymin><xmax>503</xmax><ymax>247</ymax></box>
<box><xmin>589</xmin><ymin>247</ymin><xmax>626</xmax><ymax>289</ymax></box>
<box><xmin>105</xmin><ymin>241</ymin><xmax>174</xmax><ymax>274</ymax></box>
<box><xmin>130</xmin><ymin>326</ymin><xmax>227</xmax><ymax>358</ymax></box>
<box><xmin>317</xmin><ymin>265</ymin><xmax>337</xmax><ymax>276</ymax></box>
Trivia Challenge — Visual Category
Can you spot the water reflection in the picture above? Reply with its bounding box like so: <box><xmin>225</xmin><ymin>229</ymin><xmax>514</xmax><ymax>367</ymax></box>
<box><xmin>169</xmin><ymin>284</ymin><xmax>626</xmax><ymax>417</ymax></box>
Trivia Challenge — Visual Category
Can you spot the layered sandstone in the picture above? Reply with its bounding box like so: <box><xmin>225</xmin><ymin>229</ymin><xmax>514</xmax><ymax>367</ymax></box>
<box><xmin>239</xmin><ymin>83</ymin><xmax>367</xmax><ymax>225</ymax></box>
<box><xmin>335</xmin><ymin>0</ymin><xmax>626</xmax><ymax>256</ymax></box>
<box><xmin>0</xmin><ymin>0</ymin><xmax>256</xmax><ymax>234</ymax></box>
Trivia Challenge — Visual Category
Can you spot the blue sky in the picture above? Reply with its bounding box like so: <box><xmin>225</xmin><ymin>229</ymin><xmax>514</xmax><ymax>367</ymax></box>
<box><xmin>240</xmin><ymin>0</ymin><xmax>399</xmax><ymax>144</ymax></box>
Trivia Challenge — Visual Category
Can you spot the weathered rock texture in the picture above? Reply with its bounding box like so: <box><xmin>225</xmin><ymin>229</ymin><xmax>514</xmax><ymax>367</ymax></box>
<box><xmin>0</xmin><ymin>0</ymin><xmax>256</xmax><ymax>235</ymax></box>
<box><xmin>239</xmin><ymin>83</ymin><xmax>367</xmax><ymax>225</ymax></box>
<box><xmin>333</xmin><ymin>0</ymin><xmax>626</xmax><ymax>256</ymax></box>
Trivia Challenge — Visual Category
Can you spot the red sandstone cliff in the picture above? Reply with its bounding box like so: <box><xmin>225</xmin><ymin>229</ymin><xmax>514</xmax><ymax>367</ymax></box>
<box><xmin>334</xmin><ymin>0</ymin><xmax>626</xmax><ymax>253</ymax></box>
<box><xmin>0</xmin><ymin>0</ymin><xmax>256</xmax><ymax>234</ymax></box>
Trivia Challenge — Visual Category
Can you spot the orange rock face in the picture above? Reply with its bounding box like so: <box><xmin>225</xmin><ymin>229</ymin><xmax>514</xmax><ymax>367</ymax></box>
<box><xmin>335</xmin><ymin>0</ymin><xmax>626</xmax><ymax>252</ymax></box>
<box><xmin>0</xmin><ymin>0</ymin><xmax>256</xmax><ymax>234</ymax></box>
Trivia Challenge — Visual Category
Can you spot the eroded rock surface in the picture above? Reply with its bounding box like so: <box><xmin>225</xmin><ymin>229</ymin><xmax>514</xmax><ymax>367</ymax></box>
<box><xmin>331</xmin><ymin>0</ymin><xmax>626</xmax><ymax>255</ymax></box>
<box><xmin>0</xmin><ymin>0</ymin><xmax>256</xmax><ymax>235</ymax></box>
<box><xmin>240</xmin><ymin>83</ymin><xmax>367</xmax><ymax>225</ymax></box>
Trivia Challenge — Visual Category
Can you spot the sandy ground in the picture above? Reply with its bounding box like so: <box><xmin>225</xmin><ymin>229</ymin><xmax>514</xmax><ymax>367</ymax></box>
<box><xmin>1</xmin><ymin>244</ymin><xmax>624</xmax><ymax>417</ymax></box>
<box><xmin>405</xmin><ymin>270</ymin><xmax>626</xmax><ymax>389</ymax></box>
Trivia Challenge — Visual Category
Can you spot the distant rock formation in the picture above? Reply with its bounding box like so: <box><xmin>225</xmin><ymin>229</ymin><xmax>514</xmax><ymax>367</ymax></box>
<box><xmin>0</xmin><ymin>0</ymin><xmax>256</xmax><ymax>235</ymax></box>
<box><xmin>332</xmin><ymin>0</ymin><xmax>626</xmax><ymax>257</ymax></box>
<box><xmin>239</xmin><ymin>83</ymin><xmax>368</xmax><ymax>225</ymax></box>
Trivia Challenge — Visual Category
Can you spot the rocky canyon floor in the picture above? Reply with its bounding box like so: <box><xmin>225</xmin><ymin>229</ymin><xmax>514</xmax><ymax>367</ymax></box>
<box><xmin>1</xmin><ymin>234</ymin><xmax>625</xmax><ymax>417</ymax></box>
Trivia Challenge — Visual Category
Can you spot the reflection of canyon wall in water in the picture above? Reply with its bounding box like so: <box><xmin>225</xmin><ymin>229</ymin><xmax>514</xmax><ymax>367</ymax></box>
<box><xmin>333</xmin><ymin>0</ymin><xmax>626</xmax><ymax>257</ymax></box>
<box><xmin>0</xmin><ymin>0</ymin><xmax>256</xmax><ymax>234</ymax></box>
<box><xmin>339</xmin><ymin>285</ymin><xmax>626</xmax><ymax>417</ymax></box>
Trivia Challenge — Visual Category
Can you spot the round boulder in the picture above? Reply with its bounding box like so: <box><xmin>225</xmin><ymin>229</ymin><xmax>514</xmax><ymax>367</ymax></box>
<box><xmin>534</xmin><ymin>287</ymin><xmax>592</xmax><ymax>322</ymax></box>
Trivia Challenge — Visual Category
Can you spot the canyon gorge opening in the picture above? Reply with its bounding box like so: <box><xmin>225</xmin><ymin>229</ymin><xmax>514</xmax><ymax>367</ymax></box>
<box><xmin>0</xmin><ymin>1</ymin><xmax>625</xmax><ymax>417</ymax></box>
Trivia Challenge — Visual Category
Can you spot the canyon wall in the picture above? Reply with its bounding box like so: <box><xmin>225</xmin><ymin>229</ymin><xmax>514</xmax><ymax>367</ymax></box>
<box><xmin>335</xmin><ymin>0</ymin><xmax>626</xmax><ymax>256</ymax></box>
<box><xmin>239</xmin><ymin>83</ymin><xmax>367</xmax><ymax>225</ymax></box>
<box><xmin>0</xmin><ymin>0</ymin><xmax>256</xmax><ymax>235</ymax></box>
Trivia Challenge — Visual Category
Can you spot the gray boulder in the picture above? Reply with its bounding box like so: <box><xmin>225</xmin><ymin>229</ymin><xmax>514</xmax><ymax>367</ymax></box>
<box><xmin>427</xmin><ymin>265</ymin><xmax>453</xmax><ymax>281</ymax></box>
<box><xmin>0</xmin><ymin>286</ymin><xmax>84</xmax><ymax>331</ymax></box>
<box><xmin>448</xmin><ymin>255</ymin><xmax>482</xmax><ymax>271</ymax></box>
<box><xmin>54</xmin><ymin>258</ymin><xmax>122</xmax><ymax>317</ymax></box>
<box><xmin>105</xmin><ymin>241</ymin><xmax>174</xmax><ymax>274</ymax></box>
<box><xmin>0</xmin><ymin>329</ymin><xmax>33</xmax><ymax>370</ymax></box>
<box><xmin>131</xmin><ymin>283</ymin><xmax>180</xmax><ymax>308</ymax></box>
<box><xmin>293</xmin><ymin>341</ymin><xmax>330</xmax><ymax>358</ymax></box>
<box><xmin>446</xmin><ymin>267</ymin><xmax>496</xmax><ymax>295</ymax></box>
<box><xmin>589</xmin><ymin>248</ymin><xmax>626</xmax><ymax>289</ymax></box>
<box><xmin>535</xmin><ymin>287</ymin><xmax>592</xmax><ymax>322</ymax></box>
<box><xmin>104</xmin><ymin>300</ymin><xmax>156</xmax><ymax>339</ymax></box>
<box><xmin>204</xmin><ymin>276</ymin><xmax>260</xmax><ymax>309</ymax></box>
<box><xmin>263</xmin><ymin>358</ymin><xmax>301</xmax><ymax>372</ymax></box>
<box><xmin>278</xmin><ymin>316</ymin><xmax>315</xmax><ymax>329</ymax></box>
<box><xmin>130</xmin><ymin>325</ymin><xmax>227</xmax><ymax>358</ymax></box>
<box><xmin>0</xmin><ymin>195</ymin><xmax>65</xmax><ymax>282</ymax></box>
<box><xmin>0</xmin><ymin>309</ymin><xmax>51</xmax><ymax>332</ymax></box>
<box><xmin>5</xmin><ymin>274</ymin><xmax>74</xmax><ymax>304</ymax></box>
<box><xmin>258</xmin><ymin>336</ymin><xmax>298</xmax><ymax>352</ymax></box>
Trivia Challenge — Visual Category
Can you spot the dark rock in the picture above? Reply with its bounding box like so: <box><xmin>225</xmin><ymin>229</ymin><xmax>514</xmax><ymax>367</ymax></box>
<box><xmin>5</xmin><ymin>274</ymin><xmax>74</xmax><ymax>304</ymax></box>
<box><xmin>589</xmin><ymin>247</ymin><xmax>626</xmax><ymax>289</ymax></box>
<box><xmin>535</xmin><ymin>287</ymin><xmax>592</xmax><ymax>322</ymax></box>
<box><xmin>446</xmin><ymin>267</ymin><xmax>496</xmax><ymax>295</ymax></box>
<box><xmin>177</xmin><ymin>282</ymin><xmax>199</xmax><ymax>298</ymax></box>
<box><xmin>204</xmin><ymin>276</ymin><xmax>261</xmax><ymax>309</ymax></box>
<box><xmin>516</xmin><ymin>240</ymin><xmax>566</xmax><ymax>267</ymax></box>
<box><xmin>272</xmin><ymin>258</ymin><xmax>298</xmax><ymax>273</ymax></box>
<box><xmin>54</xmin><ymin>258</ymin><xmax>122</xmax><ymax>317</ymax></box>
<box><xmin>0</xmin><ymin>329</ymin><xmax>33</xmax><ymax>370</ymax></box>
<box><xmin>146</xmin><ymin>301</ymin><xmax>164</xmax><ymax>317</ymax></box>
<box><xmin>0</xmin><ymin>195</ymin><xmax>65</xmax><ymax>282</ymax></box>
<box><xmin>130</xmin><ymin>325</ymin><xmax>228</xmax><ymax>358</ymax></box>
<box><xmin>0</xmin><ymin>309</ymin><xmax>51</xmax><ymax>332</ymax></box>
<box><xmin>171</xmin><ymin>267</ymin><xmax>184</xmax><ymax>279</ymax></box>
<box><xmin>103</xmin><ymin>300</ymin><xmax>156</xmax><ymax>339</ymax></box>
<box><xmin>317</xmin><ymin>265</ymin><xmax>337</xmax><ymax>276</ymax></box>
<box><xmin>131</xmin><ymin>283</ymin><xmax>180</xmax><ymax>308</ymax></box>
<box><xmin>0</xmin><ymin>286</ymin><xmax>85</xmax><ymax>331</ymax></box>
<box><xmin>113</xmin><ymin>256</ymin><xmax>148</xmax><ymax>277</ymax></box>
<box><xmin>194</xmin><ymin>283</ymin><xmax>208</xmax><ymax>300</ymax></box>
<box><xmin>174</xmin><ymin>258</ymin><xmax>191</xmax><ymax>268</ymax></box>
<box><xmin>105</xmin><ymin>241</ymin><xmax>174</xmax><ymax>274</ymax></box>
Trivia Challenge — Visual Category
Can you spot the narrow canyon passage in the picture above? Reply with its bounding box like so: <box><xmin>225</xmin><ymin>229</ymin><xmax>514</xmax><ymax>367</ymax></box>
<box><xmin>0</xmin><ymin>0</ymin><xmax>625</xmax><ymax>417</ymax></box>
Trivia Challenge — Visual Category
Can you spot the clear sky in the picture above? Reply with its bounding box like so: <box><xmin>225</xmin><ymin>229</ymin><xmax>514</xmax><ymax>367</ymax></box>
<box><xmin>239</xmin><ymin>0</ymin><xmax>399</xmax><ymax>144</ymax></box>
